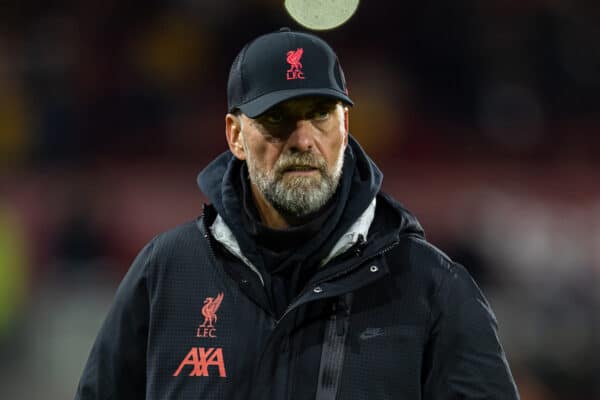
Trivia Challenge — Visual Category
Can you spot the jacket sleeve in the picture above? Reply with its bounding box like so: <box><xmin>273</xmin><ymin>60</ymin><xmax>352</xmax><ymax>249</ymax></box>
<box><xmin>422</xmin><ymin>262</ymin><xmax>520</xmax><ymax>399</ymax></box>
<box><xmin>75</xmin><ymin>241</ymin><xmax>154</xmax><ymax>400</ymax></box>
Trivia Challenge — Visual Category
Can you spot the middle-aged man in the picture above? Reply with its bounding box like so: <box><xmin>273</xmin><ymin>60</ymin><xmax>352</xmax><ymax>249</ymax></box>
<box><xmin>76</xmin><ymin>28</ymin><xmax>520</xmax><ymax>399</ymax></box>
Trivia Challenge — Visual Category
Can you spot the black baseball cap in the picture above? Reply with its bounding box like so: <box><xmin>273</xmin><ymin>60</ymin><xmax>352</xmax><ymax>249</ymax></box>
<box><xmin>227</xmin><ymin>28</ymin><xmax>353</xmax><ymax>118</ymax></box>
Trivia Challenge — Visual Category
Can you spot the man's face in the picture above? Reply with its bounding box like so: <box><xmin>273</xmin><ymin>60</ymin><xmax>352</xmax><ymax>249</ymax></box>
<box><xmin>235</xmin><ymin>97</ymin><xmax>348</xmax><ymax>219</ymax></box>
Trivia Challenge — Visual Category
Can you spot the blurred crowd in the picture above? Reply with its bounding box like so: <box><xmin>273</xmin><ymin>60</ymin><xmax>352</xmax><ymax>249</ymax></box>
<box><xmin>1</xmin><ymin>1</ymin><xmax>599</xmax><ymax>399</ymax></box>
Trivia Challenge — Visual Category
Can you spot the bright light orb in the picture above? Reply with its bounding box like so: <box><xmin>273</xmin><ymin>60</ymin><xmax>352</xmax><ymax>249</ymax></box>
<box><xmin>285</xmin><ymin>0</ymin><xmax>360</xmax><ymax>31</ymax></box>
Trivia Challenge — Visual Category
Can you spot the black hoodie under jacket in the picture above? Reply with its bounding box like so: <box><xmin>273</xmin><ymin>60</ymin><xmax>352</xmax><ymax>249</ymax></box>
<box><xmin>75</xmin><ymin>136</ymin><xmax>520</xmax><ymax>400</ymax></box>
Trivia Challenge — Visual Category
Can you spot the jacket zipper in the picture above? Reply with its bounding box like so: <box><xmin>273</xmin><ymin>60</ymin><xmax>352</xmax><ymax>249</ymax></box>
<box><xmin>280</xmin><ymin>240</ymin><xmax>403</xmax><ymax>400</ymax></box>
<box><xmin>200</xmin><ymin>207</ymin><xmax>218</xmax><ymax>260</ymax></box>
<box><xmin>315</xmin><ymin>293</ymin><xmax>353</xmax><ymax>400</ymax></box>
<box><xmin>314</xmin><ymin>235</ymin><xmax>427</xmax><ymax>399</ymax></box>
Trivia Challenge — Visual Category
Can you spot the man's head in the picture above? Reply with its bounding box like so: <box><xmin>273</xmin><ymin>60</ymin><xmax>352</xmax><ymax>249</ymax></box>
<box><xmin>225</xmin><ymin>29</ymin><xmax>353</xmax><ymax>226</ymax></box>
<box><xmin>227</xmin><ymin>97</ymin><xmax>348</xmax><ymax>221</ymax></box>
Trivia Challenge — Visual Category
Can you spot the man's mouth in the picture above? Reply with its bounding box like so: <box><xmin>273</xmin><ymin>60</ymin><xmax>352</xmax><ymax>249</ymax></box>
<box><xmin>282</xmin><ymin>165</ymin><xmax>320</xmax><ymax>175</ymax></box>
<box><xmin>285</xmin><ymin>165</ymin><xmax>317</xmax><ymax>171</ymax></box>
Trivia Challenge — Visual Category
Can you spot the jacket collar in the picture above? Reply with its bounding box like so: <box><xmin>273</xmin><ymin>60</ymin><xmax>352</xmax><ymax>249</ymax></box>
<box><xmin>210</xmin><ymin>197</ymin><xmax>377</xmax><ymax>286</ymax></box>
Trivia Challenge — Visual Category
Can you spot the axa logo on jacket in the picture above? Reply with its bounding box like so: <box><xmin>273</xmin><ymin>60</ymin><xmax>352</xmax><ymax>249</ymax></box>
<box><xmin>173</xmin><ymin>347</ymin><xmax>227</xmax><ymax>378</ymax></box>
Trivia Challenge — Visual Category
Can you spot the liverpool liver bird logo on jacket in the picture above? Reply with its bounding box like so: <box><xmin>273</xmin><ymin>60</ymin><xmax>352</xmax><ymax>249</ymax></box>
<box><xmin>286</xmin><ymin>48</ymin><xmax>305</xmax><ymax>80</ymax></box>
<box><xmin>200</xmin><ymin>292</ymin><xmax>224</xmax><ymax>329</ymax></box>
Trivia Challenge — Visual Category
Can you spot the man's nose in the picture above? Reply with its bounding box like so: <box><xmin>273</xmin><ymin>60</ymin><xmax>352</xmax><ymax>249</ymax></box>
<box><xmin>286</xmin><ymin>119</ymin><xmax>315</xmax><ymax>152</ymax></box>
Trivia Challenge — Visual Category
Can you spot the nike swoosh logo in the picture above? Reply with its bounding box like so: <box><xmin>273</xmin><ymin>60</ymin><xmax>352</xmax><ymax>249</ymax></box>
<box><xmin>359</xmin><ymin>328</ymin><xmax>385</xmax><ymax>340</ymax></box>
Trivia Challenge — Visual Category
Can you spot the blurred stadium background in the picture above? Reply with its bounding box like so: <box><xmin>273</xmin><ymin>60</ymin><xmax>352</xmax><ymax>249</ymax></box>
<box><xmin>1</xmin><ymin>1</ymin><xmax>599</xmax><ymax>399</ymax></box>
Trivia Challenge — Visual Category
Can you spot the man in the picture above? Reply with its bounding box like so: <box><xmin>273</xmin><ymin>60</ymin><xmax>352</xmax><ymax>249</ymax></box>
<box><xmin>76</xmin><ymin>28</ymin><xmax>520</xmax><ymax>399</ymax></box>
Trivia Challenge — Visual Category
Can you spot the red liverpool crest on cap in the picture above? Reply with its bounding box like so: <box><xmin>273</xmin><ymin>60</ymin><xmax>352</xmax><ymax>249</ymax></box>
<box><xmin>286</xmin><ymin>48</ymin><xmax>305</xmax><ymax>80</ymax></box>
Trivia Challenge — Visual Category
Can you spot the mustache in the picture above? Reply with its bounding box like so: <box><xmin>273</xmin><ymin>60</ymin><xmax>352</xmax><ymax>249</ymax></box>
<box><xmin>274</xmin><ymin>152</ymin><xmax>327</xmax><ymax>175</ymax></box>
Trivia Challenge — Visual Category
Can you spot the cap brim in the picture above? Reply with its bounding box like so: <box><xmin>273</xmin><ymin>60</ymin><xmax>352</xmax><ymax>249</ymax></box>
<box><xmin>235</xmin><ymin>88</ymin><xmax>353</xmax><ymax>118</ymax></box>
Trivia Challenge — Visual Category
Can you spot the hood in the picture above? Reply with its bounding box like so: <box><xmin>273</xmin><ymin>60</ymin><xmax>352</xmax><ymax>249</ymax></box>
<box><xmin>198</xmin><ymin>135</ymin><xmax>380</xmax><ymax>235</ymax></box>
<box><xmin>197</xmin><ymin>135</ymin><xmax>423</xmax><ymax>271</ymax></box>
<box><xmin>373</xmin><ymin>191</ymin><xmax>425</xmax><ymax>244</ymax></box>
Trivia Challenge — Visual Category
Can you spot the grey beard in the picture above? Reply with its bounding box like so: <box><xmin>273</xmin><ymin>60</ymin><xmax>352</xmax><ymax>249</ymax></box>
<box><xmin>257</xmin><ymin>168</ymin><xmax>337</xmax><ymax>218</ymax></box>
<box><xmin>243</xmin><ymin>141</ymin><xmax>345</xmax><ymax>219</ymax></box>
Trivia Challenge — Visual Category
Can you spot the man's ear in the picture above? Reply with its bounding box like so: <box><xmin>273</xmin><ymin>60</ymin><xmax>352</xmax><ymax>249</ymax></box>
<box><xmin>225</xmin><ymin>113</ymin><xmax>246</xmax><ymax>160</ymax></box>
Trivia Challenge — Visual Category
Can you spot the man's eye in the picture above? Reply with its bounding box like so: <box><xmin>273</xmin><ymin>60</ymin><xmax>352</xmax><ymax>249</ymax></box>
<box><xmin>313</xmin><ymin>110</ymin><xmax>329</xmax><ymax>120</ymax></box>
<box><xmin>265</xmin><ymin>113</ymin><xmax>284</xmax><ymax>124</ymax></box>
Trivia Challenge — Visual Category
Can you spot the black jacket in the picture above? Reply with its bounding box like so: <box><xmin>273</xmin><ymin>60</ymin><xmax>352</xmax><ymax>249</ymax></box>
<box><xmin>76</xmin><ymin>141</ymin><xmax>519</xmax><ymax>400</ymax></box>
